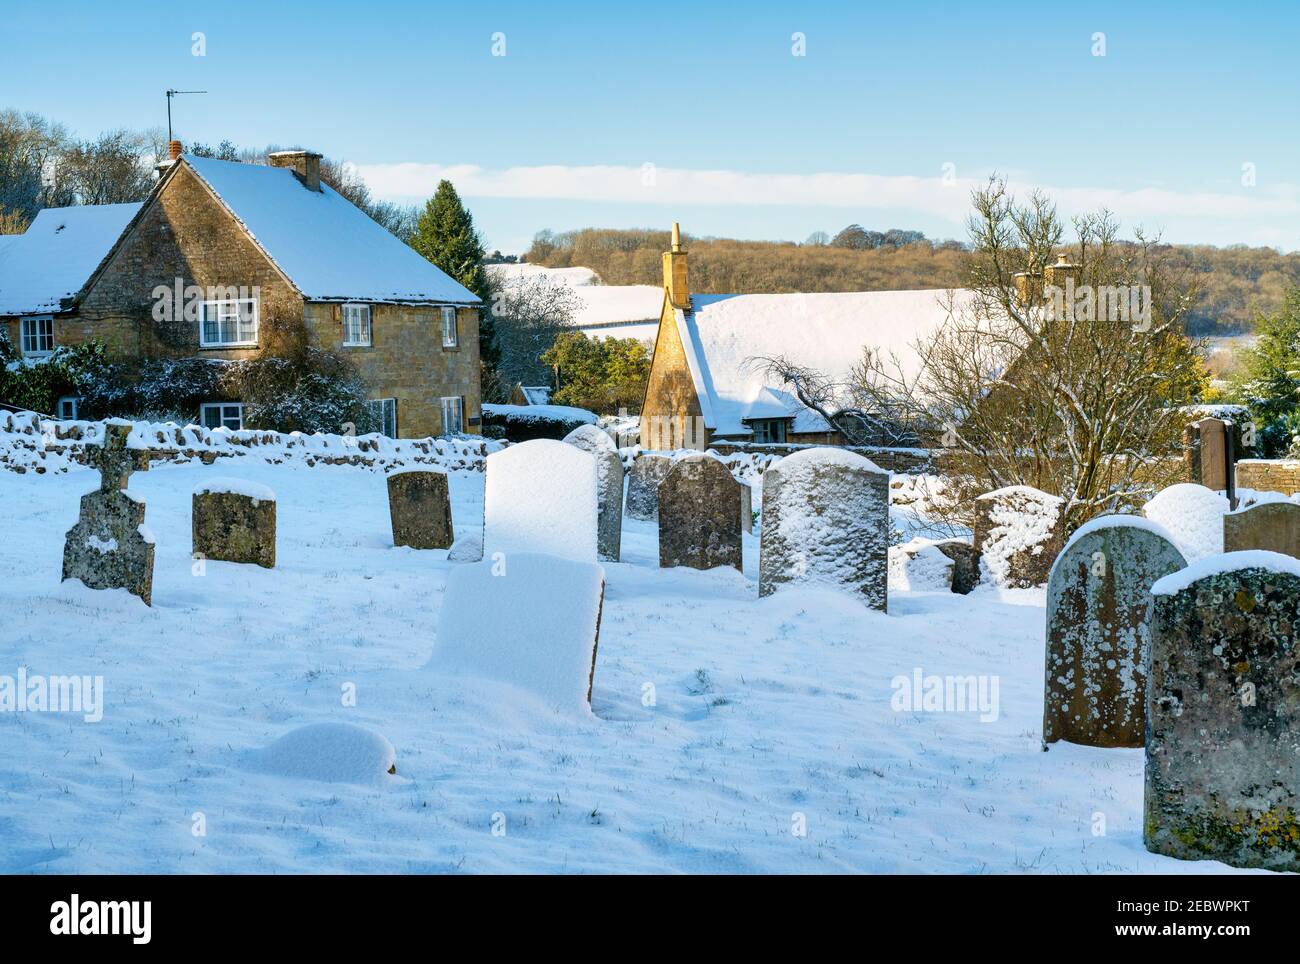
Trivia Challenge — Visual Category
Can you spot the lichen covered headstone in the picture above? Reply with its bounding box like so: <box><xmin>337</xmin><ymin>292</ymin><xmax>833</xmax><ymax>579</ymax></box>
<box><xmin>973</xmin><ymin>485</ymin><xmax>1065</xmax><ymax>588</ymax></box>
<box><xmin>759</xmin><ymin>447</ymin><xmax>889</xmax><ymax>607</ymax></box>
<box><xmin>61</xmin><ymin>421</ymin><xmax>155</xmax><ymax>605</ymax></box>
<box><xmin>1044</xmin><ymin>516</ymin><xmax>1186</xmax><ymax>749</ymax></box>
<box><xmin>387</xmin><ymin>469</ymin><xmax>454</xmax><ymax>550</ymax></box>
<box><xmin>658</xmin><ymin>454</ymin><xmax>742</xmax><ymax>571</ymax></box>
<box><xmin>563</xmin><ymin>425</ymin><xmax>623</xmax><ymax>562</ymax></box>
<box><xmin>193</xmin><ymin>478</ymin><xmax>277</xmax><ymax>569</ymax></box>
<box><xmin>1145</xmin><ymin>553</ymin><xmax>1300</xmax><ymax>871</ymax></box>
<box><xmin>1223</xmin><ymin>500</ymin><xmax>1300</xmax><ymax>558</ymax></box>
<box><xmin>625</xmin><ymin>454</ymin><xmax>673</xmax><ymax>521</ymax></box>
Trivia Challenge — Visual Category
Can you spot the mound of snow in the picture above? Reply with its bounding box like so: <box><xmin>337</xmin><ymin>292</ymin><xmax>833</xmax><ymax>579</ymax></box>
<box><xmin>430</xmin><ymin>552</ymin><xmax>605</xmax><ymax>716</ymax></box>
<box><xmin>193</xmin><ymin>477</ymin><xmax>276</xmax><ymax>503</ymax></box>
<box><xmin>563</xmin><ymin>423</ymin><xmax>616</xmax><ymax>452</ymax></box>
<box><xmin>889</xmin><ymin>539</ymin><xmax>954</xmax><ymax>591</ymax></box>
<box><xmin>1142</xmin><ymin>484</ymin><xmax>1229</xmax><ymax>562</ymax></box>
<box><xmin>484</xmin><ymin>439</ymin><xmax>598</xmax><ymax>563</ymax></box>
<box><xmin>253</xmin><ymin>723</ymin><xmax>397</xmax><ymax>784</ymax></box>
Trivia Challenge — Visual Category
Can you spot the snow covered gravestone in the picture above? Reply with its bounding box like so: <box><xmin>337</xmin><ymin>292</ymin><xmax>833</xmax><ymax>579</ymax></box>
<box><xmin>432</xmin><ymin>552</ymin><xmax>605</xmax><ymax>714</ymax></box>
<box><xmin>386</xmin><ymin>469</ymin><xmax>454</xmax><ymax>550</ymax></box>
<box><xmin>192</xmin><ymin>478</ymin><xmax>277</xmax><ymax>569</ymax></box>
<box><xmin>1223</xmin><ymin>500</ymin><xmax>1300</xmax><ymax>558</ymax></box>
<box><xmin>973</xmin><ymin>486</ymin><xmax>1066</xmax><ymax>588</ymax></box>
<box><xmin>61</xmin><ymin>421</ymin><xmax>155</xmax><ymax>606</ymax></box>
<box><xmin>1141</xmin><ymin>483</ymin><xmax>1228</xmax><ymax>563</ymax></box>
<box><xmin>625</xmin><ymin>453</ymin><xmax>673</xmax><ymax>521</ymax></box>
<box><xmin>658</xmin><ymin>454</ymin><xmax>742</xmax><ymax>572</ymax></box>
<box><xmin>758</xmin><ymin>448</ymin><xmax>889</xmax><ymax>608</ymax></box>
<box><xmin>563</xmin><ymin>424</ymin><xmax>623</xmax><ymax>562</ymax></box>
<box><xmin>1043</xmin><ymin>516</ymin><xmax>1187</xmax><ymax>749</ymax></box>
<box><xmin>1145</xmin><ymin>552</ymin><xmax>1300</xmax><ymax>872</ymax></box>
<box><xmin>483</xmin><ymin>439</ymin><xmax>598</xmax><ymax>563</ymax></box>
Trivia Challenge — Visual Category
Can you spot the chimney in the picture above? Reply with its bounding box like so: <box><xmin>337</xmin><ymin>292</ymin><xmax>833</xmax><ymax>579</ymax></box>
<box><xmin>1043</xmin><ymin>253</ymin><xmax>1080</xmax><ymax>290</ymax></box>
<box><xmin>663</xmin><ymin>221</ymin><xmax>690</xmax><ymax>309</ymax></box>
<box><xmin>1013</xmin><ymin>270</ymin><xmax>1043</xmax><ymax>309</ymax></box>
<box><xmin>169</xmin><ymin>139</ymin><xmax>183</xmax><ymax>160</ymax></box>
<box><xmin>267</xmin><ymin>149</ymin><xmax>323</xmax><ymax>192</ymax></box>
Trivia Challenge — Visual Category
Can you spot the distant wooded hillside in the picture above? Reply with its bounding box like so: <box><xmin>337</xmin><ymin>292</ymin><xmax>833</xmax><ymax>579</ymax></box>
<box><xmin>524</xmin><ymin>227</ymin><xmax>1300</xmax><ymax>336</ymax></box>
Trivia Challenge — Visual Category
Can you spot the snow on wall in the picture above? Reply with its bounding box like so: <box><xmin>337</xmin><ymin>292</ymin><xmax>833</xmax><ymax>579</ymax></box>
<box><xmin>0</xmin><ymin>411</ymin><xmax>501</xmax><ymax>476</ymax></box>
<box><xmin>1141</xmin><ymin>483</ymin><xmax>1229</xmax><ymax>562</ymax></box>
<box><xmin>483</xmin><ymin>439</ymin><xmax>599</xmax><ymax>563</ymax></box>
<box><xmin>430</xmin><ymin>552</ymin><xmax>605</xmax><ymax>716</ymax></box>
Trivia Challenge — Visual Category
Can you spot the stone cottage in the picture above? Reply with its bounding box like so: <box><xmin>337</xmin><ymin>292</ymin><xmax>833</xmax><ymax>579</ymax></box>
<box><xmin>4</xmin><ymin>143</ymin><xmax>482</xmax><ymax>438</ymax></box>
<box><xmin>638</xmin><ymin>223</ymin><xmax>960</xmax><ymax>450</ymax></box>
<box><xmin>0</xmin><ymin>202</ymin><xmax>142</xmax><ymax>419</ymax></box>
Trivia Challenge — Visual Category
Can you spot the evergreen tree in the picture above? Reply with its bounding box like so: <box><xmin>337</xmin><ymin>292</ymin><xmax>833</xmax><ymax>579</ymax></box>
<box><xmin>410</xmin><ymin>181</ymin><xmax>500</xmax><ymax>390</ymax></box>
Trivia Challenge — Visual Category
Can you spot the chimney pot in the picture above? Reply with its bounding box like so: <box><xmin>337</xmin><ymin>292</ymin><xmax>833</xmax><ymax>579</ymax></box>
<box><xmin>267</xmin><ymin>149</ymin><xmax>323</xmax><ymax>192</ymax></box>
<box><xmin>169</xmin><ymin>140</ymin><xmax>183</xmax><ymax>160</ymax></box>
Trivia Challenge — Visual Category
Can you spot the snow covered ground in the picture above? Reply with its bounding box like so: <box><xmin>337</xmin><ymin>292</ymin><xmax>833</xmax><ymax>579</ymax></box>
<box><xmin>0</xmin><ymin>457</ymin><xmax>1261</xmax><ymax>874</ymax></box>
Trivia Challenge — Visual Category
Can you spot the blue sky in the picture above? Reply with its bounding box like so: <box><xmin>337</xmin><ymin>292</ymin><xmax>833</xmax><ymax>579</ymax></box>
<box><xmin>6</xmin><ymin>0</ymin><xmax>1300</xmax><ymax>253</ymax></box>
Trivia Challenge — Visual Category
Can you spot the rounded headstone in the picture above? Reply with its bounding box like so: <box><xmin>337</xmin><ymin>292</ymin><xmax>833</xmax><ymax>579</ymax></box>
<box><xmin>973</xmin><ymin>485</ymin><xmax>1065</xmax><ymax>588</ymax></box>
<box><xmin>1044</xmin><ymin>516</ymin><xmax>1186</xmax><ymax>749</ymax></box>
<box><xmin>1223</xmin><ymin>500</ymin><xmax>1300</xmax><ymax>557</ymax></box>
<box><xmin>758</xmin><ymin>447</ymin><xmax>889</xmax><ymax>608</ymax></box>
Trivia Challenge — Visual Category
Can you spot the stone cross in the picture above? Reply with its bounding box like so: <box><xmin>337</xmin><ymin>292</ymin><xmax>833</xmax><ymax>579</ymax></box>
<box><xmin>87</xmin><ymin>422</ymin><xmax>149</xmax><ymax>492</ymax></box>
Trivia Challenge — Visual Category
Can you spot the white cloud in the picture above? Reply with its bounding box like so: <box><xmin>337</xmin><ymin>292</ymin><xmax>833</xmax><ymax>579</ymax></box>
<box><xmin>351</xmin><ymin>160</ymin><xmax>1300</xmax><ymax>233</ymax></box>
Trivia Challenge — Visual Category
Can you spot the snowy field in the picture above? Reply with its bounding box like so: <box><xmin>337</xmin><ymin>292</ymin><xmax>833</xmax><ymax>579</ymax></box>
<box><xmin>0</xmin><ymin>458</ymin><xmax>1261</xmax><ymax>874</ymax></box>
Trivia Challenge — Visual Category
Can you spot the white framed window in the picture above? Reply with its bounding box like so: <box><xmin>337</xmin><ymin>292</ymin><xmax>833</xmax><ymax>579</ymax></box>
<box><xmin>199</xmin><ymin>298</ymin><xmax>258</xmax><ymax>348</ymax></box>
<box><xmin>200</xmin><ymin>402</ymin><xmax>245</xmax><ymax>431</ymax></box>
<box><xmin>342</xmin><ymin>303</ymin><xmax>371</xmax><ymax>347</ymax></box>
<box><xmin>441</xmin><ymin>306</ymin><xmax>458</xmax><ymax>348</ymax></box>
<box><xmin>56</xmin><ymin>396</ymin><xmax>80</xmax><ymax>420</ymax></box>
<box><xmin>20</xmin><ymin>315</ymin><xmax>54</xmax><ymax>356</ymax></box>
<box><xmin>365</xmin><ymin>397</ymin><xmax>397</xmax><ymax>438</ymax></box>
<box><xmin>440</xmin><ymin>395</ymin><xmax>463</xmax><ymax>435</ymax></box>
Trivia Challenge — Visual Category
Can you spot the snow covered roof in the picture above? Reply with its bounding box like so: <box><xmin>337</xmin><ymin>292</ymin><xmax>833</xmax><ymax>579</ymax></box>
<box><xmin>178</xmin><ymin>155</ymin><xmax>479</xmax><ymax>305</ymax></box>
<box><xmin>486</xmin><ymin>262</ymin><xmax>661</xmax><ymax>332</ymax></box>
<box><xmin>519</xmin><ymin>385</ymin><xmax>552</xmax><ymax>405</ymax></box>
<box><xmin>0</xmin><ymin>203</ymin><xmax>141</xmax><ymax>316</ymax></box>
<box><xmin>675</xmin><ymin>289</ymin><xmax>963</xmax><ymax>436</ymax></box>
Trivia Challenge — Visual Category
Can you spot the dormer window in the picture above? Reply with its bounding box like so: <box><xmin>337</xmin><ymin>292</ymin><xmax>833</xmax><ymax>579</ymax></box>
<box><xmin>20</xmin><ymin>315</ymin><xmax>54</xmax><ymax>356</ymax></box>
<box><xmin>199</xmin><ymin>298</ymin><xmax>258</xmax><ymax>348</ymax></box>
<box><xmin>342</xmin><ymin>303</ymin><xmax>372</xmax><ymax>347</ymax></box>
<box><xmin>441</xmin><ymin>307</ymin><xmax>458</xmax><ymax>348</ymax></box>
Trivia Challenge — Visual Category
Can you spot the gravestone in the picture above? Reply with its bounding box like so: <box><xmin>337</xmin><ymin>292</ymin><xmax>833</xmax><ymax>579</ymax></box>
<box><xmin>1184</xmin><ymin>417</ymin><xmax>1231</xmax><ymax>492</ymax></box>
<box><xmin>1044</xmin><ymin>516</ymin><xmax>1186</xmax><ymax>749</ymax></box>
<box><xmin>484</xmin><ymin>439</ymin><xmax>598</xmax><ymax>563</ymax></box>
<box><xmin>739</xmin><ymin>482</ymin><xmax>753</xmax><ymax>534</ymax></box>
<box><xmin>1142</xmin><ymin>483</ymin><xmax>1228</xmax><ymax>562</ymax></box>
<box><xmin>563</xmin><ymin>425</ymin><xmax>623</xmax><ymax>562</ymax></box>
<box><xmin>758</xmin><ymin>447</ymin><xmax>889</xmax><ymax>608</ymax></box>
<box><xmin>973</xmin><ymin>486</ymin><xmax>1066</xmax><ymax>588</ymax></box>
<box><xmin>432</xmin><ymin>551</ymin><xmax>605</xmax><ymax>714</ymax></box>
<box><xmin>625</xmin><ymin>454</ymin><xmax>673</xmax><ymax>521</ymax></box>
<box><xmin>1223</xmin><ymin>501</ymin><xmax>1300</xmax><ymax>558</ymax></box>
<box><xmin>61</xmin><ymin>421</ymin><xmax>155</xmax><ymax>605</ymax></box>
<box><xmin>1146</xmin><ymin>555</ymin><xmax>1300</xmax><ymax>872</ymax></box>
<box><xmin>936</xmin><ymin>541</ymin><xmax>981</xmax><ymax>594</ymax></box>
<box><xmin>386</xmin><ymin>470</ymin><xmax>454</xmax><ymax>550</ymax></box>
<box><xmin>193</xmin><ymin>478</ymin><xmax>277</xmax><ymax>568</ymax></box>
<box><xmin>658</xmin><ymin>454</ymin><xmax>742</xmax><ymax>571</ymax></box>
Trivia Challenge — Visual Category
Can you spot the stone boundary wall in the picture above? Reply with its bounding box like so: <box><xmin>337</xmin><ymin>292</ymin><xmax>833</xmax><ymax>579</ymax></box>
<box><xmin>1235</xmin><ymin>459</ymin><xmax>1300</xmax><ymax>496</ymax></box>
<box><xmin>0</xmin><ymin>411</ymin><xmax>499</xmax><ymax>476</ymax></box>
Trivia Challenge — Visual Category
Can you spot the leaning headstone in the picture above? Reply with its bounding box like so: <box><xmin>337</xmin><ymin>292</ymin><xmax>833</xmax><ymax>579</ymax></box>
<box><xmin>1142</xmin><ymin>483</ymin><xmax>1228</xmax><ymax>562</ymax></box>
<box><xmin>973</xmin><ymin>485</ymin><xmax>1066</xmax><ymax>588</ymax></box>
<box><xmin>759</xmin><ymin>448</ymin><xmax>889</xmax><ymax>608</ymax></box>
<box><xmin>193</xmin><ymin>478</ymin><xmax>277</xmax><ymax>569</ymax></box>
<box><xmin>563</xmin><ymin>425</ymin><xmax>623</xmax><ymax>562</ymax></box>
<box><xmin>61</xmin><ymin>421</ymin><xmax>155</xmax><ymax>606</ymax></box>
<box><xmin>625</xmin><ymin>454</ymin><xmax>673</xmax><ymax>521</ymax></box>
<box><xmin>484</xmin><ymin>439</ymin><xmax>597</xmax><ymax>563</ymax></box>
<box><xmin>658</xmin><ymin>454</ymin><xmax>742</xmax><ymax>571</ymax></box>
<box><xmin>387</xmin><ymin>469</ymin><xmax>454</xmax><ymax>549</ymax></box>
<box><xmin>431</xmin><ymin>552</ymin><xmax>605</xmax><ymax>714</ymax></box>
<box><xmin>1223</xmin><ymin>500</ymin><xmax>1300</xmax><ymax>558</ymax></box>
<box><xmin>1146</xmin><ymin>553</ymin><xmax>1300</xmax><ymax>872</ymax></box>
<box><xmin>1044</xmin><ymin>516</ymin><xmax>1187</xmax><ymax>749</ymax></box>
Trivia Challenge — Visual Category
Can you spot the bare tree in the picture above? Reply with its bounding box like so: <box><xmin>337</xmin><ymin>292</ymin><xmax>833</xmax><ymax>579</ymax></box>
<box><xmin>489</xmin><ymin>272</ymin><xmax>581</xmax><ymax>391</ymax></box>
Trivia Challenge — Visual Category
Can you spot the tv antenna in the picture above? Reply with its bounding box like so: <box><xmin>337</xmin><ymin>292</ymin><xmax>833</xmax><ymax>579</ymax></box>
<box><xmin>165</xmin><ymin>89</ymin><xmax>207</xmax><ymax>142</ymax></box>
